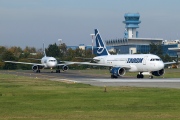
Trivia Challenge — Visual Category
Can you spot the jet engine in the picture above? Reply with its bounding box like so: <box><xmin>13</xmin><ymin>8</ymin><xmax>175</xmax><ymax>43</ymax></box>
<box><xmin>152</xmin><ymin>69</ymin><xmax>165</xmax><ymax>76</ymax></box>
<box><xmin>32</xmin><ymin>65</ymin><xmax>43</xmax><ymax>71</ymax></box>
<box><xmin>32</xmin><ymin>65</ymin><xmax>38</xmax><ymax>71</ymax></box>
<box><xmin>62</xmin><ymin>65</ymin><xmax>69</xmax><ymax>71</ymax></box>
<box><xmin>110</xmin><ymin>67</ymin><xmax>126</xmax><ymax>77</ymax></box>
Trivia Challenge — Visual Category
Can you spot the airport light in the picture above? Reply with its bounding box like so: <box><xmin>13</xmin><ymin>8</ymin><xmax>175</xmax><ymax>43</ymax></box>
<box><xmin>90</xmin><ymin>34</ymin><xmax>95</xmax><ymax>55</ymax></box>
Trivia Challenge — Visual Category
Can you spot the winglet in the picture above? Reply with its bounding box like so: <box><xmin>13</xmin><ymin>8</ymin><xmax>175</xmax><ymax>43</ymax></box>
<box><xmin>95</xmin><ymin>29</ymin><xmax>110</xmax><ymax>56</ymax></box>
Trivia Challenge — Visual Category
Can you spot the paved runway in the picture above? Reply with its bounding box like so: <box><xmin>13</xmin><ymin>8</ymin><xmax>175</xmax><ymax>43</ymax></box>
<box><xmin>1</xmin><ymin>70</ymin><xmax>180</xmax><ymax>89</ymax></box>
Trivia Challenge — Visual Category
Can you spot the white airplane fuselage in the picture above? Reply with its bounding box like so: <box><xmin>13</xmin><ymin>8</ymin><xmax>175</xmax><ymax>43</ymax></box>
<box><xmin>41</xmin><ymin>56</ymin><xmax>58</xmax><ymax>68</ymax></box>
<box><xmin>93</xmin><ymin>54</ymin><xmax>164</xmax><ymax>72</ymax></box>
<box><xmin>74</xmin><ymin>29</ymin><xmax>175</xmax><ymax>78</ymax></box>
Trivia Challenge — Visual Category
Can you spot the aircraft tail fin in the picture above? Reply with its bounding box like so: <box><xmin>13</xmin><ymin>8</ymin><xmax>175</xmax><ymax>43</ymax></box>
<box><xmin>95</xmin><ymin>29</ymin><xmax>110</xmax><ymax>56</ymax></box>
<box><xmin>43</xmin><ymin>43</ymin><xmax>46</xmax><ymax>57</ymax></box>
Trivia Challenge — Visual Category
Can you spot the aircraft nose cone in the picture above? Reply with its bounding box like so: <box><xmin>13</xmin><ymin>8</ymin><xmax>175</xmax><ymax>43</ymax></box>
<box><xmin>52</xmin><ymin>62</ymin><xmax>57</xmax><ymax>67</ymax></box>
<box><xmin>159</xmin><ymin>62</ymin><xmax>164</xmax><ymax>69</ymax></box>
<box><xmin>47</xmin><ymin>62</ymin><xmax>57</xmax><ymax>67</ymax></box>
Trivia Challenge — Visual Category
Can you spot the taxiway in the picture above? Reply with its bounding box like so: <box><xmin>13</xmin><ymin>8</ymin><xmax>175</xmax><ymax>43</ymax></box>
<box><xmin>1</xmin><ymin>70</ymin><xmax>180</xmax><ymax>89</ymax></box>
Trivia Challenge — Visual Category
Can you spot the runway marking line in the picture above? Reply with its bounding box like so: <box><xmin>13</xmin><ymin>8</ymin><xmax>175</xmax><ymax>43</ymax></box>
<box><xmin>50</xmin><ymin>78</ymin><xmax>79</xmax><ymax>84</ymax></box>
<box><xmin>91</xmin><ymin>79</ymin><xmax>180</xmax><ymax>83</ymax></box>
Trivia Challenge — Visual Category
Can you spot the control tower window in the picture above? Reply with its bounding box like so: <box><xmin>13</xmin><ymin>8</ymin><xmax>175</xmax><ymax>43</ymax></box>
<box><xmin>125</xmin><ymin>17</ymin><xmax>139</xmax><ymax>20</ymax></box>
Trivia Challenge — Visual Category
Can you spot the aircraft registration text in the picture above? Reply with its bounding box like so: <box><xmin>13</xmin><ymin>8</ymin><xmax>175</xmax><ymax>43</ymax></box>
<box><xmin>127</xmin><ymin>58</ymin><xmax>143</xmax><ymax>63</ymax></box>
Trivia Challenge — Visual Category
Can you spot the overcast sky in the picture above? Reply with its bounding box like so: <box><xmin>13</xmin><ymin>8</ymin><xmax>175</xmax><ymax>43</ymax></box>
<box><xmin>1</xmin><ymin>0</ymin><xmax>180</xmax><ymax>49</ymax></box>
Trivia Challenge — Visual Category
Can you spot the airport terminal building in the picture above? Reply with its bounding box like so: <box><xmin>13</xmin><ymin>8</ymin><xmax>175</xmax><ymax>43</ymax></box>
<box><xmin>105</xmin><ymin>13</ymin><xmax>178</xmax><ymax>57</ymax></box>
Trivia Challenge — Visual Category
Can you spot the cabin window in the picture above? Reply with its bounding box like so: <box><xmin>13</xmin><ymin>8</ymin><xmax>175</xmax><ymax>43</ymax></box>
<box><xmin>49</xmin><ymin>60</ymin><xmax>56</xmax><ymax>62</ymax></box>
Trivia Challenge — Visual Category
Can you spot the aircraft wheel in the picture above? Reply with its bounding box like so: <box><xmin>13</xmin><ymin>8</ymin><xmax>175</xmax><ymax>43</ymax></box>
<box><xmin>137</xmin><ymin>74</ymin><xmax>144</xmax><ymax>78</ymax></box>
<box><xmin>149</xmin><ymin>76</ymin><xmax>153</xmax><ymax>79</ymax></box>
<box><xmin>56</xmin><ymin>70</ymin><xmax>60</xmax><ymax>73</ymax></box>
<box><xmin>140</xmin><ymin>74</ymin><xmax>144</xmax><ymax>78</ymax></box>
<box><xmin>111</xmin><ymin>75</ymin><xmax>117</xmax><ymax>79</ymax></box>
<box><xmin>111</xmin><ymin>75</ymin><xmax>114</xmax><ymax>78</ymax></box>
<box><xmin>114</xmin><ymin>76</ymin><xmax>118</xmax><ymax>78</ymax></box>
<box><xmin>137</xmin><ymin>74</ymin><xmax>140</xmax><ymax>78</ymax></box>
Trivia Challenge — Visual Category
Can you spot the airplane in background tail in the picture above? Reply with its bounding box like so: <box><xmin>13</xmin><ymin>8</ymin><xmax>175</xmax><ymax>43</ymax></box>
<box><xmin>74</xmin><ymin>29</ymin><xmax>176</xmax><ymax>79</ymax></box>
<box><xmin>4</xmin><ymin>45</ymin><xmax>72</xmax><ymax>73</ymax></box>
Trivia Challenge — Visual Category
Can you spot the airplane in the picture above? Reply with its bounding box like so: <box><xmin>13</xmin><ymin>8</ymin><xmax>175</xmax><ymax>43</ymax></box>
<box><xmin>74</xmin><ymin>29</ymin><xmax>176</xmax><ymax>79</ymax></box>
<box><xmin>4</xmin><ymin>45</ymin><xmax>72</xmax><ymax>73</ymax></box>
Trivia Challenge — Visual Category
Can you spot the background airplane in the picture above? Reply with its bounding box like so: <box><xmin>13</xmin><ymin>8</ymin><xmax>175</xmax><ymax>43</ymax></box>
<box><xmin>74</xmin><ymin>29</ymin><xmax>176</xmax><ymax>79</ymax></box>
<box><xmin>4</xmin><ymin>46</ymin><xmax>72</xmax><ymax>73</ymax></box>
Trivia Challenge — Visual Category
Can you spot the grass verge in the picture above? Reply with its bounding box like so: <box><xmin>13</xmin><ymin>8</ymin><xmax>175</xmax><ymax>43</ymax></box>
<box><xmin>0</xmin><ymin>73</ymin><xmax>180</xmax><ymax>120</ymax></box>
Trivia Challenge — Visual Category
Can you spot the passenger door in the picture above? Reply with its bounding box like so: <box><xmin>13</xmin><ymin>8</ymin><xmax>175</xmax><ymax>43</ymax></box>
<box><xmin>143</xmin><ymin>56</ymin><xmax>148</xmax><ymax>65</ymax></box>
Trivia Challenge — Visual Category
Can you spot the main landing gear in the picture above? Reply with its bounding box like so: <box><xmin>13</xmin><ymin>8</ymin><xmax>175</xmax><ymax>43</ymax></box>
<box><xmin>56</xmin><ymin>69</ymin><xmax>60</xmax><ymax>73</ymax></box>
<box><xmin>137</xmin><ymin>72</ymin><xmax>144</xmax><ymax>78</ymax></box>
<box><xmin>137</xmin><ymin>72</ymin><xmax>154</xmax><ymax>79</ymax></box>
<box><xmin>56</xmin><ymin>66</ymin><xmax>60</xmax><ymax>73</ymax></box>
<box><xmin>50</xmin><ymin>69</ymin><xmax>60</xmax><ymax>73</ymax></box>
<box><xmin>48</xmin><ymin>66</ymin><xmax>61</xmax><ymax>73</ymax></box>
<box><xmin>35</xmin><ymin>69</ymin><xmax>60</xmax><ymax>73</ymax></box>
<box><xmin>111</xmin><ymin>75</ymin><xmax>118</xmax><ymax>78</ymax></box>
<box><xmin>36</xmin><ymin>70</ymin><xmax>40</xmax><ymax>73</ymax></box>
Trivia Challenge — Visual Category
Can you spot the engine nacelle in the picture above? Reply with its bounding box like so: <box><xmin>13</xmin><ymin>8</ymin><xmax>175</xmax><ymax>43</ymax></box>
<box><xmin>152</xmin><ymin>69</ymin><xmax>165</xmax><ymax>76</ymax></box>
<box><xmin>110</xmin><ymin>67</ymin><xmax>126</xmax><ymax>77</ymax></box>
<box><xmin>32</xmin><ymin>65</ymin><xmax>38</xmax><ymax>71</ymax></box>
<box><xmin>32</xmin><ymin>65</ymin><xmax>43</xmax><ymax>71</ymax></box>
<box><xmin>62</xmin><ymin>65</ymin><xmax>69</xmax><ymax>71</ymax></box>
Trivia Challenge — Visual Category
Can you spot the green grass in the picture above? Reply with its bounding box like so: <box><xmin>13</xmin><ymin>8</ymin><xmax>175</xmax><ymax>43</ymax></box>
<box><xmin>1</xmin><ymin>73</ymin><xmax>180</xmax><ymax>120</ymax></box>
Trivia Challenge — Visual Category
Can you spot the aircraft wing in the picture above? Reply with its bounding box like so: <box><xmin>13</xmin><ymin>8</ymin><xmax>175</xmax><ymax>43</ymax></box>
<box><xmin>56</xmin><ymin>61</ymin><xmax>80</xmax><ymax>66</ymax></box>
<box><xmin>4</xmin><ymin>61</ymin><xmax>44</xmax><ymax>66</ymax></box>
<box><xmin>75</xmin><ymin>57</ymin><xmax>100</xmax><ymax>63</ymax></box>
<box><xmin>27</xmin><ymin>58</ymin><xmax>41</xmax><ymax>61</ymax></box>
<box><xmin>164</xmin><ymin>61</ymin><xmax>176</xmax><ymax>65</ymax></box>
<box><xmin>74</xmin><ymin>62</ymin><xmax>113</xmax><ymax>67</ymax></box>
<box><xmin>75</xmin><ymin>57</ymin><xmax>93</xmax><ymax>60</ymax></box>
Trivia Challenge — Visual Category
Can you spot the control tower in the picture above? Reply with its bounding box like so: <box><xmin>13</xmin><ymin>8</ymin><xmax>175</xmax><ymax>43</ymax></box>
<box><xmin>123</xmin><ymin>13</ymin><xmax>141</xmax><ymax>38</ymax></box>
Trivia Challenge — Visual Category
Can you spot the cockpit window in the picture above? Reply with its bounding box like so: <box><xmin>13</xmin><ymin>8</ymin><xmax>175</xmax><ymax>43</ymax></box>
<box><xmin>150</xmin><ymin>58</ymin><xmax>162</xmax><ymax>61</ymax></box>
<box><xmin>49</xmin><ymin>60</ymin><xmax>56</xmax><ymax>62</ymax></box>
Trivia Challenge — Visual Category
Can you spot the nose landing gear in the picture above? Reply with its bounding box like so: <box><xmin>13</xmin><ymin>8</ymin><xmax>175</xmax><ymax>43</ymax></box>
<box><xmin>149</xmin><ymin>75</ymin><xmax>153</xmax><ymax>79</ymax></box>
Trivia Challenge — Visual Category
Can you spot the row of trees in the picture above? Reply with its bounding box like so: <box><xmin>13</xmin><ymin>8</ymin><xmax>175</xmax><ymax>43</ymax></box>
<box><xmin>149</xmin><ymin>42</ymin><xmax>174</xmax><ymax>62</ymax></box>
<box><xmin>0</xmin><ymin>42</ymin><xmax>176</xmax><ymax>70</ymax></box>
<box><xmin>45</xmin><ymin>43</ymin><xmax>95</xmax><ymax>61</ymax></box>
<box><xmin>0</xmin><ymin>43</ymin><xmax>95</xmax><ymax>70</ymax></box>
